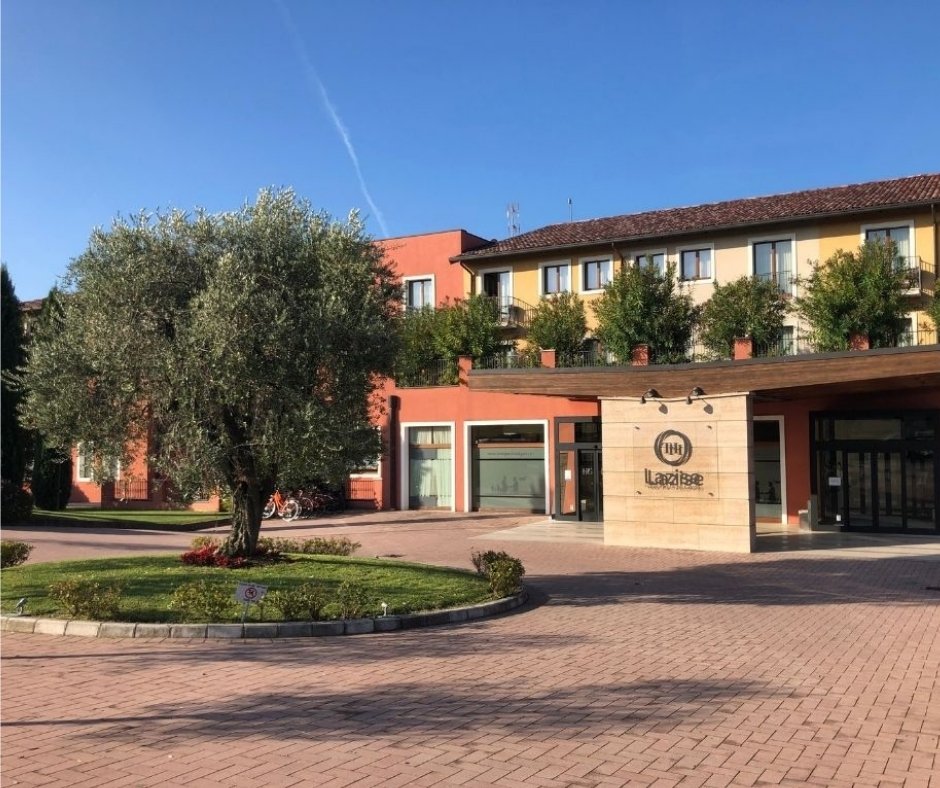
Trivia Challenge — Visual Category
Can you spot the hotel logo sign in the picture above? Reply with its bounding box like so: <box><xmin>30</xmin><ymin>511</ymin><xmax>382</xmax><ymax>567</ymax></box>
<box><xmin>645</xmin><ymin>429</ymin><xmax>704</xmax><ymax>490</ymax></box>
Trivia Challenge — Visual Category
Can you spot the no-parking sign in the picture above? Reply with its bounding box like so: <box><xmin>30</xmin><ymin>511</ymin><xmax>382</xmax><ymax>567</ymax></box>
<box><xmin>235</xmin><ymin>582</ymin><xmax>268</xmax><ymax>604</ymax></box>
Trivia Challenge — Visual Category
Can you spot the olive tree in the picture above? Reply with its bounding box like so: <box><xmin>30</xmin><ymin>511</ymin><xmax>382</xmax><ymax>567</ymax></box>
<box><xmin>798</xmin><ymin>240</ymin><xmax>910</xmax><ymax>351</ymax></box>
<box><xmin>592</xmin><ymin>262</ymin><xmax>698</xmax><ymax>364</ymax></box>
<box><xmin>18</xmin><ymin>189</ymin><xmax>400</xmax><ymax>555</ymax></box>
<box><xmin>698</xmin><ymin>276</ymin><xmax>789</xmax><ymax>358</ymax></box>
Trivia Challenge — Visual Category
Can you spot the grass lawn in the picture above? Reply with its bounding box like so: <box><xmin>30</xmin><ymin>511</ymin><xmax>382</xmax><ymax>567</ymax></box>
<box><xmin>0</xmin><ymin>554</ymin><xmax>491</xmax><ymax>623</ymax></box>
<box><xmin>29</xmin><ymin>508</ymin><xmax>230</xmax><ymax>530</ymax></box>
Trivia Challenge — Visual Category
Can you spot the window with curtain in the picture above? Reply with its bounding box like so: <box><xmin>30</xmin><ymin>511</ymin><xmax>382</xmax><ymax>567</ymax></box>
<box><xmin>542</xmin><ymin>263</ymin><xmax>570</xmax><ymax>295</ymax></box>
<box><xmin>753</xmin><ymin>239</ymin><xmax>794</xmax><ymax>294</ymax></box>
<box><xmin>635</xmin><ymin>252</ymin><xmax>666</xmax><ymax>275</ymax></box>
<box><xmin>680</xmin><ymin>248</ymin><xmax>711</xmax><ymax>281</ymax></box>
<box><xmin>865</xmin><ymin>226</ymin><xmax>911</xmax><ymax>269</ymax></box>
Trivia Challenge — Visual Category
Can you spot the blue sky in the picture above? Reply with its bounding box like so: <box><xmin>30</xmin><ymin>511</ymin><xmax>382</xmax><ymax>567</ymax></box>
<box><xmin>3</xmin><ymin>0</ymin><xmax>940</xmax><ymax>299</ymax></box>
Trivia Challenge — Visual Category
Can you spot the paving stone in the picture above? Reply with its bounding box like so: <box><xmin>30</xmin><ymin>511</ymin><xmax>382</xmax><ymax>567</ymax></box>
<box><xmin>0</xmin><ymin>616</ymin><xmax>38</xmax><ymax>633</ymax></box>
<box><xmin>98</xmin><ymin>622</ymin><xmax>137</xmax><ymax>638</ymax></box>
<box><xmin>207</xmin><ymin>624</ymin><xmax>244</xmax><ymax>639</ymax></box>
<box><xmin>343</xmin><ymin>618</ymin><xmax>375</xmax><ymax>635</ymax></box>
<box><xmin>32</xmin><ymin>618</ymin><xmax>67</xmax><ymax>635</ymax></box>
<box><xmin>243</xmin><ymin>623</ymin><xmax>278</xmax><ymax>638</ymax></box>
<box><xmin>133</xmin><ymin>623</ymin><xmax>170</xmax><ymax>638</ymax></box>
<box><xmin>64</xmin><ymin>620</ymin><xmax>101</xmax><ymax>637</ymax></box>
<box><xmin>2</xmin><ymin>510</ymin><xmax>939</xmax><ymax>788</ymax></box>
<box><xmin>276</xmin><ymin>622</ymin><xmax>312</xmax><ymax>638</ymax></box>
<box><xmin>169</xmin><ymin>624</ymin><xmax>207</xmax><ymax>639</ymax></box>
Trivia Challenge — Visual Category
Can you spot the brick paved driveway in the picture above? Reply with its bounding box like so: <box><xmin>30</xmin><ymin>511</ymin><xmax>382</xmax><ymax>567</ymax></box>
<box><xmin>2</xmin><ymin>512</ymin><xmax>939</xmax><ymax>787</ymax></box>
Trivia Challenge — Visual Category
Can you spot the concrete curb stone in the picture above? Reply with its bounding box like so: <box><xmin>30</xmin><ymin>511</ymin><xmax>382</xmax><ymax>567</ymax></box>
<box><xmin>0</xmin><ymin>589</ymin><xmax>527</xmax><ymax>639</ymax></box>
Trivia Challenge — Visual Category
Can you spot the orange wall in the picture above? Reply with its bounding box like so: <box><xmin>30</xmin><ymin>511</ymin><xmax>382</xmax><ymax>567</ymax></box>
<box><xmin>378</xmin><ymin>229</ymin><xmax>489</xmax><ymax>304</ymax></box>
<box><xmin>754</xmin><ymin>387</ymin><xmax>940</xmax><ymax>523</ymax></box>
<box><xmin>349</xmin><ymin>366</ymin><xmax>599</xmax><ymax>513</ymax></box>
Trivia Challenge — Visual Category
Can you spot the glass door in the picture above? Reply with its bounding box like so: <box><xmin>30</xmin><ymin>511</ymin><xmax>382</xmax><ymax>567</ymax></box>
<box><xmin>554</xmin><ymin>417</ymin><xmax>603</xmax><ymax>522</ymax></box>
<box><xmin>577</xmin><ymin>449</ymin><xmax>602</xmax><ymax>522</ymax></box>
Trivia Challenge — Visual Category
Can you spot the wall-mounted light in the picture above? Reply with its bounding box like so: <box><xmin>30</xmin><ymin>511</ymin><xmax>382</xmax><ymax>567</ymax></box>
<box><xmin>686</xmin><ymin>386</ymin><xmax>705</xmax><ymax>404</ymax></box>
<box><xmin>640</xmin><ymin>388</ymin><xmax>661</xmax><ymax>404</ymax></box>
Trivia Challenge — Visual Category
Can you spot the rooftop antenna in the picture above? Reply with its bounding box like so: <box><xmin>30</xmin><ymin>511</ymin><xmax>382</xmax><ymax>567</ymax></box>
<box><xmin>568</xmin><ymin>197</ymin><xmax>573</xmax><ymax>222</ymax></box>
<box><xmin>507</xmin><ymin>202</ymin><xmax>520</xmax><ymax>237</ymax></box>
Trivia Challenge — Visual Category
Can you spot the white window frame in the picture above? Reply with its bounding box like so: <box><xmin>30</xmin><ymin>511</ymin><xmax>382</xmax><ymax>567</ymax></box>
<box><xmin>463</xmin><ymin>419</ymin><xmax>550</xmax><ymax>515</ymax></box>
<box><xmin>399</xmin><ymin>421</ymin><xmax>457</xmax><ymax>513</ymax></box>
<box><xmin>632</xmin><ymin>249</ymin><xmax>668</xmax><ymax>275</ymax></box>
<box><xmin>580</xmin><ymin>255</ymin><xmax>612</xmax><ymax>293</ymax></box>
<box><xmin>538</xmin><ymin>260</ymin><xmax>572</xmax><ymax>297</ymax></box>
<box><xmin>402</xmin><ymin>275</ymin><xmax>435</xmax><ymax>310</ymax></box>
<box><xmin>675</xmin><ymin>243</ymin><xmax>715</xmax><ymax>284</ymax></box>
<box><xmin>76</xmin><ymin>442</ymin><xmax>121</xmax><ymax>482</ymax></box>
<box><xmin>476</xmin><ymin>267</ymin><xmax>514</xmax><ymax>302</ymax></box>
<box><xmin>748</xmin><ymin>233</ymin><xmax>798</xmax><ymax>297</ymax></box>
<box><xmin>860</xmin><ymin>219</ymin><xmax>916</xmax><ymax>261</ymax></box>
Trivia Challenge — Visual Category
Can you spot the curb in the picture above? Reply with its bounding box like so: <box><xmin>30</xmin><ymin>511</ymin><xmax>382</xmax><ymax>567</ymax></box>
<box><xmin>0</xmin><ymin>590</ymin><xmax>528</xmax><ymax>639</ymax></box>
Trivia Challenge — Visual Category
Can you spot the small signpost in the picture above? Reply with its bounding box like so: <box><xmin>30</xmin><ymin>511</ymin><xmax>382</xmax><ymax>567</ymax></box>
<box><xmin>235</xmin><ymin>582</ymin><xmax>268</xmax><ymax>624</ymax></box>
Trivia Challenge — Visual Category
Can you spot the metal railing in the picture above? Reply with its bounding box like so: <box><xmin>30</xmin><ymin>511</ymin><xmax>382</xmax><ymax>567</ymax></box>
<box><xmin>477</xmin><ymin>352</ymin><xmax>541</xmax><ymax>370</ymax></box>
<box><xmin>754</xmin><ymin>270</ymin><xmax>799</xmax><ymax>298</ymax></box>
<box><xmin>395</xmin><ymin>358</ymin><xmax>459</xmax><ymax>387</ymax></box>
<box><xmin>897</xmin><ymin>256</ymin><xmax>936</xmax><ymax>295</ymax></box>
<box><xmin>481</xmin><ymin>295</ymin><xmax>537</xmax><ymax>329</ymax></box>
<box><xmin>114</xmin><ymin>479</ymin><xmax>151</xmax><ymax>502</ymax></box>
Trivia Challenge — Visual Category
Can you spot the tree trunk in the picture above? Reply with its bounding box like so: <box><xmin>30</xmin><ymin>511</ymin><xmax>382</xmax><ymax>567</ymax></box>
<box><xmin>228</xmin><ymin>479</ymin><xmax>263</xmax><ymax>557</ymax></box>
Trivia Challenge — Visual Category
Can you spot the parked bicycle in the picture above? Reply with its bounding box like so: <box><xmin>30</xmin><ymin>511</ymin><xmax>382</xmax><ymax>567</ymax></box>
<box><xmin>262</xmin><ymin>488</ymin><xmax>301</xmax><ymax>521</ymax></box>
<box><xmin>294</xmin><ymin>486</ymin><xmax>345</xmax><ymax>517</ymax></box>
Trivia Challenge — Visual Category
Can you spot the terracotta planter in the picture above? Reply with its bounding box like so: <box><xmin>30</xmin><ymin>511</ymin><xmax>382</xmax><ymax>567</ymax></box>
<box><xmin>733</xmin><ymin>336</ymin><xmax>753</xmax><ymax>360</ymax></box>
<box><xmin>849</xmin><ymin>332</ymin><xmax>870</xmax><ymax>351</ymax></box>
<box><xmin>631</xmin><ymin>344</ymin><xmax>649</xmax><ymax>366</ymax></box>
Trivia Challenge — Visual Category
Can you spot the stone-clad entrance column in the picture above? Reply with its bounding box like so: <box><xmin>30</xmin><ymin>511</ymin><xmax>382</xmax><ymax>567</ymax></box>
<box><xmin>602</xmin><ymin>392</ymin><xmax>755</xmax><ymax>553</ymax></box>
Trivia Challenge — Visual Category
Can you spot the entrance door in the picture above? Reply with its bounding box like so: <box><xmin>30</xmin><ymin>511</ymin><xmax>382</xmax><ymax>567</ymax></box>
<box><xmin>554</xmin><ymin>418</ymin><xmax>603</xmax><ymax>522</ymax></box>
<box><xmin>577</xmin><ymin>449</ymin><xmax>603</xmax><ymax>522</ymax></box>
<box><xmin>481</xmin><ymin>271</ymin><xmax>511</xmax><ymax>319</ymax></box>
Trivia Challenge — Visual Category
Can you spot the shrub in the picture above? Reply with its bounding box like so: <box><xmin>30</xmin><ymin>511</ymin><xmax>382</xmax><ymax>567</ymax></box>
<box><xmin>698</xmin><ymin>276</ymin><xmax>789</xmax><ymax>359</ymax></box>
<box><xmin>471</xmin><ymin>549</ymin><xmax>525</xmax><ymax>598</ymax></box>
<box><xmin>190</xmin><ymin>535</ymin><xmax>221</xmax><ymax>551</ymax></box>
<box><xmin>1</xmin><ymin>540</ymin><xmax>33</xmax><ymax>569</ymax></box>
<box><xmin>267</xmin><ymin>583</ymin><xmax>327</xmax><ymax>621</ymax></box>
<box><xmin>180</xmin><ymin>545</ymin><xmax>247</xmax><ymax>568</ymax></box>
<box><xmin>168</xmin><ymin>580</ymin><xmax>237</xmax><ymax>622</ymax></box>
<box><xmin>798</xmin><ymin>240</ymin><xmax>910</xmax><ymax>351</ymax></box>
<box><xmin>487</xmin><ymin>557</ymin><xmax>526</xmax><ymax>598</ymax></box>
<box><xmin>527</xmin><ymin>292</ymin><xmax>587</xmax><ymax>360</ymax></box>
<box><xmin>926</xmin><ymin>295</ymin><xmax>940</xmax><ymax>333</ymax></box>
<box><xmin>470</xmin><ymin>549</ymin><xmax>515</xmax><ymax>576</ymax></box>
<box><xmin>334</xmin><ymin>580</ymin><xmax>373</xmax><ymax>619</ymax></box>
<box><xmin>48</xmin><ymin>579</ymin><xmax>125</xmax><ymax>619</ymax></box>
<box><xmin>30</xmin><ymin>437</ymin><xmax>73</xmax><ymax>510</ymax></box>
<box><xmin>299</xmin><ymin>537</ymin><xmax>360</xmax><ymax>556</ymax></box>
<box><xmin>593</xmin><ymin>262</ymin><xmax>698</xmax><ymax>364</ymax></box>
<box><xmin>1</xmin><ymin>480</ymin><xmax>33</xmax><ymax>523</ymax></box>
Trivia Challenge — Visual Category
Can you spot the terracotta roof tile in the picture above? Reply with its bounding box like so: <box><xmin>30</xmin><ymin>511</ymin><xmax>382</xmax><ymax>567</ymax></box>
<box><xmin>455</xmin><ymin>173</ymin><xmax>940</xmax><ymax>260</ymax></box>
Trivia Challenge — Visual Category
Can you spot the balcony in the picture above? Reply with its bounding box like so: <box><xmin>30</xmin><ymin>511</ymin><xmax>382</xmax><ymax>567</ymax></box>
<box><xmin>897</xmin><ymin>256</ymin><xmax>936</xmax><ymax>296</ymax></box>
<box><xmin>481</xmin><ymin>295</ymin><xmax>537</xmax><ymax>329</ymax></box>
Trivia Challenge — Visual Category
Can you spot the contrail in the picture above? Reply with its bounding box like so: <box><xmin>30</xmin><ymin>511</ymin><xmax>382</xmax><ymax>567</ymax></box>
<box><xmin>274</xmin><ymin>0</ymin><xmax>390</xmax><ymax>237</ymax></box>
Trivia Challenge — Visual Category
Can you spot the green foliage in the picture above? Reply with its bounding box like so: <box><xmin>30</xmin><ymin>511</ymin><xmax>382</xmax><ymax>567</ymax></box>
<box><xmin>395</xmin><ymin>306</ymin><xmax>444</xmax><ymax>383</ymax></box>
<box><xmin>798</xmin><ymin>240</ymin><xmax>910</xmax><ymax>351</ymax></box>
<box><xmin>592</xmin><ymin>262</ymin><xmax>698</xmax><ymax>364</ymax></box>
<box><xmin>470</xmin><ymin>549</ymin><xmax>526</xmax><ymax>597</ymax></box>
<box><xmin>333</xmin><ymin>579</ymin><xmax>373</xmax><ymax>619</ymax></box>
<box><xmin>254</xmin><ymin>536</ymin><xmax>360</xmax><ymax>556</ymax></box>
<box><xmin>16</xmin><ymin>189</ymin><xmax>400</xmax><ymax>557</ymax></box>
<box><xmin>48</xmin><ymin>578</ymin><xmax>124</xmax><ymax>619</ymax></box>
<box><xmin>0</xmin><ymin>481</ymin><xmax>33</xmax><ymax>522</ymax></box>
<box><xmin>168</xmin><ymin>580</ymin><xmax>237</xmax><ymax>622</ymax></box>
<box><xmin>1</xmin><ymin>265</ymin><xmax>28</xmax><ymax>486</ymax></box>
<box><xmin>527</xmin><ymin>292</ymin><xmax>587</xmax><ymax>360</ymax></box>
<box><xmin>267</xmin><ymin>583</ymin><xmax>327</xmax><ymax>620</ymax></box>
<box><xmin>30</xmin><ymin>435</ymin><xmax>72</xmax><ymax>510</ymax></box>
<box><xmin>431</xmin><ymin>295</ymin><xmax>503</xmax><ymax>361</ymax></box>
<box><xmin>926</xmin><ymin>295</ymin><xmax>940</xmax><ymax>332</ymax></box>
<box><xmin>699</xmin><ymin>277</ymin><xmax>790</xmax><ymax>359</ymax></box>
<box><xmin>190</xmin><ymin>535</ymin><xmax>222</xmax><ymax>551</ymax></box>
<box><xmin>1</xmin><ymin>540</ymin><xmax>33</xmax><ymax>569</ymax></box>
<box><xmin>487</xmin><ymin>557</ymin><xmax>526</xmax><ymax>598</ymax></box>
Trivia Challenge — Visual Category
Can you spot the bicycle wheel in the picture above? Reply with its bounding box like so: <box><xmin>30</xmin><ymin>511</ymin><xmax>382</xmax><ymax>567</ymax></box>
<box><xmin>281</xmin><ymin>498</ymin><xmax>301</xmax><ymax>521</ymax></box>
<box><xmin>297</xmin><ymin>496</ymin><xmax>315</xmax><ymax>516</ymax></box>
<box><xmin>262</xmin><ymin>499</ymin><xmax>276</xmax><ymax>519</ymax></box>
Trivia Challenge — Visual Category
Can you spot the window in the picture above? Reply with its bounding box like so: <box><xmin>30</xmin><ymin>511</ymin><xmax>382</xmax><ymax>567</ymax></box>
<box><xmin>864</xmin><ymin>225</ymin><xmax>912</xmax><ymax>269</ymax></box>
<box><xmin>753</xmin><ymin>239</ymin><xmax>794</xmax><ymax>294</ymax></box>
<box><xmin>582</xmin><ymin>258</ymin><xmax>611</xmax><ymax>291</ymax></box>
<box><xmin>635</xmin><ymin>252</ymin><xmax>666</xmax><ymax>275</ymax></box>
<box><xmin>679</xmin><ymin>248</ymin><xmax>712</xmax><ymax>281</ymax></box>
<box><xmin>76</xmin><ymin>442</ymin><xmax>120</xmax><ymax>482</ymax></box>
<box><xmin>404</xmin><ymin>277</ymin><xmax>434</xmax><ymax>310</ymax></box>
<box><xmin>541</xmin><ymin>262</ymin><xmax>570</xmax><ymax>295</ymax></box>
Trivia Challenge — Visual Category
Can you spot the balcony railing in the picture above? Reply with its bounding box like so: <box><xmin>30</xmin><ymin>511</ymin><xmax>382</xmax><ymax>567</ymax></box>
<box><xmin>754</xmin><ymin>269</ymin><xmax>798</xmax><ymax>298</ymax></box>
<box><xmin>395</xmin><ymin>358</ymin><xmax>459</xmax><ymax>388</ymax></box>
<box><xmin>897</xmin><ymin>257</ymin><xmax>936</xmax><ymax>295</ymax></box>
<box><xmin>477</xmin><ymin>352</ymin><xmax>541</xmax><ymax>370</ymax></box>
<box><xmin>481</xmin><ymin>295</ymin><xmax>537</xmax><ymax>329</ymax></box>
